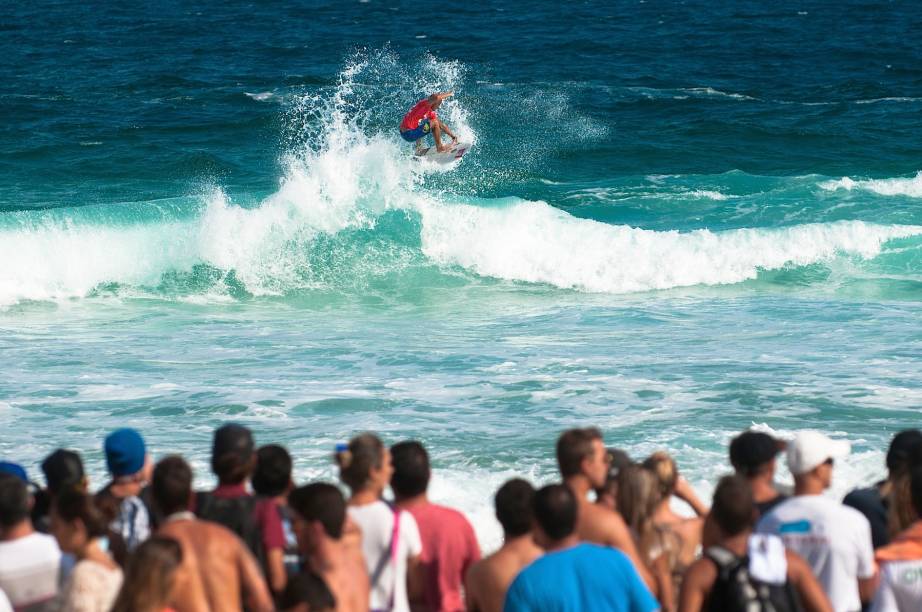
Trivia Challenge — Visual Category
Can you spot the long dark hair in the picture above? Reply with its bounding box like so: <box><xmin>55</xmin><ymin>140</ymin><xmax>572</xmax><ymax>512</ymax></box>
<box><xmin>53</xmin><ymin>488</ymin><xmax>110</xmax><ymax>539</ymax></box>
<box><xmin>110</xmin><ymin>537</ymin><xmax>183</xmax><ymax>612</ymax></box>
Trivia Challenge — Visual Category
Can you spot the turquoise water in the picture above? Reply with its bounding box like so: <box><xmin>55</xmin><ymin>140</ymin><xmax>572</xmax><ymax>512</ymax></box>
<box><xmin>2</xmin><ymin>0</ymin><xmax>922</xmax><ymax>547</ymax></box>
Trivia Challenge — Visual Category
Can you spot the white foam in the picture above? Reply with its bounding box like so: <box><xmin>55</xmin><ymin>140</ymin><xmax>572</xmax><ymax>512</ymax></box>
<box><xmin>244</xmin><ymin>91</ymin><xmax>275</xmax><ymax>102</ymax></box>
<box><xmin>688</xmin><ymin>189</ymin><xmax>730</xmax><ymax>201</ymax></box>
<box><xmin>418</xmin><ymin>200</ymin><xmax>922</xmax><ymax>293</ymax></box>
<box><xmin>818</xmin><ymin>171</ymin><xmax>922</xmax><ymax>197</ymax></box>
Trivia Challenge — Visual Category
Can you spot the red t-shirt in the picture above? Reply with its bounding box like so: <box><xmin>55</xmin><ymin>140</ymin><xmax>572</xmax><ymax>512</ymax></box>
<box><xmin>211</xmin><ymin>484</ymin><xmax>286</xmax><ymax>552</ymax></box>
<box><xmin>400</xmin><ymin>99</ymin><xmax>437</xmax><ymax>131</ymax></box>
<box><xmin>406</xmin><ymin>502</ymin><xmax>481</xmax><ymax>612</ymax></box>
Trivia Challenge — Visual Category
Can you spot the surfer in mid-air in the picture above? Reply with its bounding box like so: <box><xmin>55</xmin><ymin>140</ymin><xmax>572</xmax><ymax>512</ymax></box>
<box><xmin>399</xmin><ymin>91</ymin><xmax>458</xmax><ymax>154</ymax></box>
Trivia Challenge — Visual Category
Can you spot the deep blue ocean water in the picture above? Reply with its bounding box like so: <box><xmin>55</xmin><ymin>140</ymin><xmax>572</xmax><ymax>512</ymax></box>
<box><xmin>2</xmin><ymin>0</ymin><xmax>922</xmax><ymax>545</ymax></box>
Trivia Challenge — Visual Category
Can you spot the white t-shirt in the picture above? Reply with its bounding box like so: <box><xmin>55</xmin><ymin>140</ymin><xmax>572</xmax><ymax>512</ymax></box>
<box><xmin>0</xmin><ymin>532</ymin><xmax>61</xmax><ymax>610</ymax></box>
<box><xmin>871</xmin><ymin>559</ymin><xmax>922</xmax><ymax>612</ymax></box>
<box><xmin>348</xmin><ymin>500</ymin><xmax>423</xmax><ymax>612</ymax></box>
<box><xmin>758</xmin><ymin>494</ymin><xmax>875</xmax><ymax>612</ymax></box>
<box><xmin>0</xmin><ymin>588</ymin><xmax>12</xmax><ymax>612</ymax></box>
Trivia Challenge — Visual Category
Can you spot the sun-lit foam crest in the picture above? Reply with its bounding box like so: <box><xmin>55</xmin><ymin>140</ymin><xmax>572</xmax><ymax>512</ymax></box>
<box><xmin>418</xmin><ymin>199</ymin><xmax>922</xmax><ymax>293</ymax></box>
<box><xmin>819</xmin><ymin>171</ymin><xmax>922</xmax><ymax>198</ymax></box>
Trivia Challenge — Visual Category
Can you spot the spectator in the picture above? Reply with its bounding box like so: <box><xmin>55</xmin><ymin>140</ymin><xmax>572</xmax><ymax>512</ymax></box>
<box><xmin>844</xmin><ymin>429</ymin><xmax>922</xmax><ymax>549</ymax></box>
<box><xmin>504</xmin><ymin>484</ymin><xmax>659</xmax><ymax>612</ymax></box>
<box><xmin>729</xmin><ymin>430</ymin><xmax>789</xmax><ymax>517</ymax></box>
<box><xmin>252</xmin><ymin>444</ymin><xmax>301</xmax><ymax>577</ymax></box>
<box><xmin>758</xmin><ymin>431</ymin><xmax>877</xmax><ymax>611</ymax></box>
<box><xmin>556</xmin><ymin>428</ymin><xmax>655</xmax><ymax>590</ymax></box>
<box><xmin>645</xmin><ymin>451</ymin><xmax>708</xmax><ymax>582</ymax></box>
<box><xmin>50</xmin><ymin>488</ymin><xmax>123</xmax><ymax>612</ymax></box>
<box><xmin>33</xmin><ymin>449</ymin><xmax>87</xmax><ymax>535</ymax></box>
<box><xmin>618</xmin><ymin>464</ymin><xmax>676</xmax><ymax>611</ymax></box>
<box><xmin>153</xmin><ymin>455</ymin><xmax>274</xmax><ymax>612</ymax></box>
<box><xmin>0</xmin><ymin>470</ymin><xmax>61</xmax><ymax>611</ymax></box>
<box><xmin>287</xmin><ymin>482</ymin><xmax>369</xmax><ymax>612</ymax></box>
<box><xmin>465</xmin><ymin>479</ymin><xmax>542</xmax><ymax>612</ymax></box>
<box><xmin>679</xmin><ymin>475</ymin><xmax>831</xmax><ymax>612</ymax></box>
<box><xmin>336</xmin><ymin>433</ymin><xmax>423</xmax><ymax>612</ymax></box>
<box><xmin>391</xmin><ymin>440</ymin><xmax>481</xmax><ymax>612</ymax></box>
<box><xmin>110</xmin><ymin>536</ymin><xmax>183</xmax><ymax>612</ymax></box>
<box><xmin>596</xmin><ymin>448</ymin><xmax>633</xmax><ymax>511</ymax></box>
<box><xmin>870</xmin><ymin>464</ymin><xmax>922</xmax><ymax>611</ymax></box>
<box><xmin>95</xmin><ymin>428</ymin><xmax>152</xmax><ymax>553</ymax></box>
<box><xmin>195</xmin><ymin>423</ymin><xmax>287</xmax><ymax>595</ymax></box>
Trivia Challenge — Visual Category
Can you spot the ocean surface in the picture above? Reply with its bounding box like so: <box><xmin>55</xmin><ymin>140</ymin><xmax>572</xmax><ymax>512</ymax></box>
<box><xmin>2</xmin><ymin>0</ymin><xmax>922</xmax><ymax>548</ymax></box>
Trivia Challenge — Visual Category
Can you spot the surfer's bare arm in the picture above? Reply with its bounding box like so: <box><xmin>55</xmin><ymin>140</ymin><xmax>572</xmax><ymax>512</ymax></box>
<box><xmin>440</xmin><ymin>123</ymin><xmax>458</xmax><ymax>141</ymax></box>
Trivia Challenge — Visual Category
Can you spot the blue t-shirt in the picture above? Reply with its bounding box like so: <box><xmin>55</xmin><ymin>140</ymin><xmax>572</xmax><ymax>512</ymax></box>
<box><xmin>504</xmin><ymin>543</ymin><xmax>659</xmax><ymax>612</ymax></box>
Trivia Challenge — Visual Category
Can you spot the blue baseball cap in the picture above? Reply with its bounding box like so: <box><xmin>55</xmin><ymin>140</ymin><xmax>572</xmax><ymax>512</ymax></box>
<box><xmin>0</xmin><ymin>461</ymin><xmax>27</xmax><ymax>482</ymax></box>
<box><xmin>104</xmin><ymin>428</ymin><xmax>147</xmax><ymax>477</ymax></box>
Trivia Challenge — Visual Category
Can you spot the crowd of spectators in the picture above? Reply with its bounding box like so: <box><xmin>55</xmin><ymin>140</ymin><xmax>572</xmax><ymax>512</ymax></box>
<box><xmin>2</xmin><ymin>423</ymin><xmax>922</xmax><ymax>611</ymax></box>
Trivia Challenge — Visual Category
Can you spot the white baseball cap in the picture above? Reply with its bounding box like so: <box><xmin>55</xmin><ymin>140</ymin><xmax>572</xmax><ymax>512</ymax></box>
<box><xmin>787</xmin><ymin>431</ymin><xmax>851</xmax><ymax>475</ymax></box>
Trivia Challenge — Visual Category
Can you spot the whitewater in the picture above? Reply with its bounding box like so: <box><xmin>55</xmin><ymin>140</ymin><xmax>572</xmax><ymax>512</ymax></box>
<box><xmin>3</xmin><ymin>1</ymin><xmax>922</xmax><ymax>550</ymax></box>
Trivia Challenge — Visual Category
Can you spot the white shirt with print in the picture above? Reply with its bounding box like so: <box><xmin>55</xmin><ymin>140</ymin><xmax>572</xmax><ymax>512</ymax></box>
<box><xmin>757</xmin><ymin>494</ymin><xmax>875</xmax><ymax>612</ymax></box>
<box><xmin>348</xmin><ymin>500</ymin><xmax>422</xmax><ymax>612</ymax></box>
<box><xmin>0</xmin><ymin>532</ymin><xmax>61</xmax><ymax>610</ymax></box>
<box><xmin>871</xmin><ymin>559</ymin><xmax>922</xmax><ymax>612</ymax></box>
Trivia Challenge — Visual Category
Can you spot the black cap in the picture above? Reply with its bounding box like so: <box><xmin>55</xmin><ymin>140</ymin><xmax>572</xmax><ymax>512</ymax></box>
<box><xmin>212</xmin><ymin>424</ymin><xmax>255</xmax><ymax>461</ymax></box>
<box><xmin>886</xmin><ymin>429</ymin><xmax>922</xmax><ymax>474</ymax></box>
<box><xmin>41</xmin><ymin>449</ymin><xmax>85</xmax><ymax>495</ymax></box>
<box><xmin>729</xmin><ymin>431</ymin><xmax>785</xmax><ymax>475</ymax></box>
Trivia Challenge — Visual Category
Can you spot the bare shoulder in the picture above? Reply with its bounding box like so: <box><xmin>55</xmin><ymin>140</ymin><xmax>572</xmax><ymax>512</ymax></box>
<box><xmin>683</xmin><ymin>556</ymin><xmax>717</xmax><ymax>590</ymax></box>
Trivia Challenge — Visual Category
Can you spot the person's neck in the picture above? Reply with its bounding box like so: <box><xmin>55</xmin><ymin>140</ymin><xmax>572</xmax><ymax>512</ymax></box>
<box><xmin>108</xmin><ymin>479</ymin><xmax>141</xmax><ymax>498</ymax></box>
<box><xmin>564</xmin><ymin>475</ymin><xmax>592</xmax><ymax>501</ymax></box>
<box><xmin>503</xmin><ymin>532</ymin><xmax>538</xmax><ymax>550</ymax></box>
<box><xmin>719</xmin><ymin>530</ymin><xmax>751</xmax><ymax>556</ymax></box>
<box><xmin>794</xmin><ymin>477</ymin><xmax>825</xmax><ymax>496</ymax></box>
<box><xmin>544</xmin><ymin>534</ymin><xmax>579</xmax><ymax>553</ymax></box>
<box><xmin>78</xmin><ymin>538</ymin><xmax>112</xmax><ymax>567</ymax></box>
<box><xmin>749</xmin><ymin>474</ymin><xmax>779</xmax><ymax>502</ymax></box>
<box><xmin>394</xmin><ymin>493</ymin><xmax>428</xmax><ymax>509</ymax></box>
<box><xmin>0</xmin><ymin>519</ymin><xmax>34</xmax><ymax>542</ymax></box>
<box><xmin>350</xmin><ymin>487</ymin><xmax>383</xmax><ymax>506</ymax></box>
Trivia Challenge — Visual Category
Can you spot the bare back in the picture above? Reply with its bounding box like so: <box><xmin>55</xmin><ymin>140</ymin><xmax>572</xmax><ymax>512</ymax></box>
<box><xmin>576</xmin><ymin>500</ymin><xmax>656</xmax><ymax>590</ymax></box>
<box><xmin>319</xmin><ymin>542</ymin><xmax>370</xmax><ymax>612</ymax></box>
<box><xmin>465</xmin><ymin>537</ymin><xmax>542</xmax><ymax>612</ymax></box>
<box><xmin>160</xmin><ymin>518</ymin><xmax>273</xmax><ymax>612</ymax></box>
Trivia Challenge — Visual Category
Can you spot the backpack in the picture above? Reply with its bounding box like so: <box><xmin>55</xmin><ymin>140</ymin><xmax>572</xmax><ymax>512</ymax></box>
<box><xmin>195</xmin><ymin>492</ymin><xmax>265</xmax><ymax>572</ymax></box>
<box><xmin>705</xmin><ymin>546</ymin><xmax>803</xmax><ymax>612</ymax></box>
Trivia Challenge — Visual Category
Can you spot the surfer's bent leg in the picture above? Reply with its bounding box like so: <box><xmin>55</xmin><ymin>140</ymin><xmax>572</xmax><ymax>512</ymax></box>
<box><xmin>430</xmin><ymin>117</ymin><xmax>446</xmax><ymax>152</ymax></box>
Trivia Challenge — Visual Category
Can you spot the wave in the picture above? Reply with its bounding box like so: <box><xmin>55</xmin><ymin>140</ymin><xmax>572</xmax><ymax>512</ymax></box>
<box><xmin>2</xmin><ymin>53</ymin><xmax>921</xmax><ymax>307</ymax></box>
<box><xmin>819</xmin><ymin>171</ymin><xmax>922</xmax><ymax>198</ymax></box>
<box><xmin>420</xmin><ymin>201</ymin><xmax>921</xmax><ymax>293</ymax></box>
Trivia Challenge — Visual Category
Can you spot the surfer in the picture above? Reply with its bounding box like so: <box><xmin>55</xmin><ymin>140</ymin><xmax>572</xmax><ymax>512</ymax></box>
<box><xmin>399</xmin><ymin>91</ymin><xmax>458</xmax><ymax>154</ymax></box>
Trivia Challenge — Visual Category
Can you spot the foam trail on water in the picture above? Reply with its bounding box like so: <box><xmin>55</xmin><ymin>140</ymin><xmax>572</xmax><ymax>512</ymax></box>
<box><xmin>819</xmin><ymin>171</ymin><xmax>922</xmax><ymax>197</ymax></box>
<box><xmin>418</xmin><ymin>199</ymin><xmax>922</xmax><ymax>293</ymax></box>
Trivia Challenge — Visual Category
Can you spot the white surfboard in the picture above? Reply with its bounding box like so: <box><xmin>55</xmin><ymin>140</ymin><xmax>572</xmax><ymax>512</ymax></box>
<box><xmin>414</xmin><ymin>141</ymin><xmax>472</xmax><ymax>164</ymax></box>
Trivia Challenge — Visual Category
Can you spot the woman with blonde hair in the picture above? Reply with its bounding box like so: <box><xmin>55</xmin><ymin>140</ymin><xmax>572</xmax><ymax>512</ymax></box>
<box><xmin>617</xmin><ymin>464</ymin><xmax>677</xmax><ymax>611</ymax></box>
<box><xmin>643</xmin><ymin>451</ymin><xmax>708</xmax><ymax>588</ymax></box>
<box><xmin>336</xmin><ymin>433</ymin><xmax>422</xmax><ymax>612</ymax></box>
<box><xmin>110</xmin><ymin>537</ymin><xmax>183</xmax><ymax>612</ymax></box>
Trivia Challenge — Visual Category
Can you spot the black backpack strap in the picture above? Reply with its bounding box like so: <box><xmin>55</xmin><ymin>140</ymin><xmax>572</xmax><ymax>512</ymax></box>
<box><xmin>705</xmin><ymin>546</ymin><xmax>741</xmax><ymax>578</ymax></box>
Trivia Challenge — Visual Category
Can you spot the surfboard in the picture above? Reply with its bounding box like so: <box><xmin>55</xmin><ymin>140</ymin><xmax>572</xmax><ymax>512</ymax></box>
<box><xmin>414</xmin><ymin>141</ymin><xmax>472</xmax><ymax>164</ymax></box>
